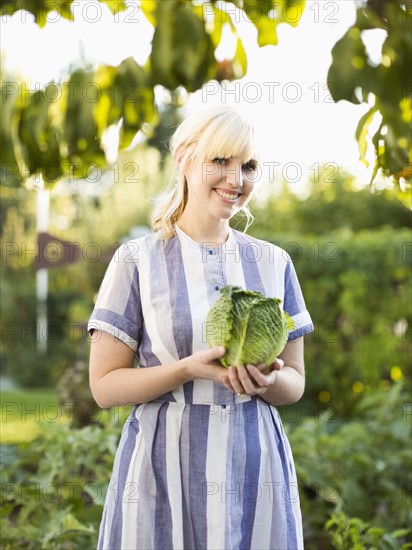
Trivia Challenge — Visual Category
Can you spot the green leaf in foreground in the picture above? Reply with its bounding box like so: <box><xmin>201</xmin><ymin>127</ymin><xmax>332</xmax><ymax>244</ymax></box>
<box><xmin>205</xmin><ymin>285</ymin><xmax>293</xmax><ymax>367</ymax></box>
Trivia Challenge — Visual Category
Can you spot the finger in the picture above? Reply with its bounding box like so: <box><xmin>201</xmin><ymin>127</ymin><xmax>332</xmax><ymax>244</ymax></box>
<box><xmin>204</xmin><ymin>346</ymin><xmax>226</xmax><ymax>363</ymax></box>
<box><xmin>236</xmin><ymin>365</ymin><xmax>258</xmax><ymax>395</ymax></box>
<box><xmin>258</xmin><ymin>359</ymin><xmax>283</xmax><ymax>375</ymax></box>
<box><xmin>246</xmin><ymin>364</ymin><xmax>277</xmax><ymax>387</ymax></box>
<box><xmin>256</xmin><ymin>363</ymin><xmax>275</xmax><ymax>375</ymax></box>
<box><xmin>228</xmin><ymin>366</ymin><xmax>248</xmax><ymax>395</ymax></box>
<box><xmin>222</xmin><ymin>377</ymin><xmax>233</xmax><ymax>391</ymax></box>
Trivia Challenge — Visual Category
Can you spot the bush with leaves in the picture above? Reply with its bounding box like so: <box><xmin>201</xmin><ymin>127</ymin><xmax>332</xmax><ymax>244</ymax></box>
<box><xmin>285</xmin><ymin>382</ymin><xmax>411</xmax><ymax>548</ymax></box>
<box><xmin>249</xmin><ymin>166</ymin><xmax>411</xmax><ymax>235</ymax></box>
<box><xmin>0</xmin><ymin>407</ymin><xmax>131</xmax><ymax>549</ymax></box>
<box><xmin>248</xmin><ymin>224</ymin><xmax>411</xmax><ymax>416</ymax></box>
<box><xmin>326</xmin><ymin>512</ymin><xmax>411</xmax><ymax>550</ymax></box>
<box><xmin>1</xmin><ymin>383</ymin><xmax>409</xmax><ymax>548</ymax></box>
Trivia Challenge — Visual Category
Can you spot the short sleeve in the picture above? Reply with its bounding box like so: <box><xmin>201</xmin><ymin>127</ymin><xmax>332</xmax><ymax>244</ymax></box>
<box><xmin>87</xmin><ymin>242</ymin><xmax>142</xmax><ymax>352</ymax></box>
<box><xmin>283</xmin><ymin>255</ymin><xmax>314</xmax><ymax>341</ymax></box>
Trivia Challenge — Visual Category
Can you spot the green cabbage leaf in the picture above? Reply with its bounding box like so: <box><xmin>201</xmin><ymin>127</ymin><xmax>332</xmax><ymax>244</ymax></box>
<box><xmin>205</xmin><ymin>285</ymin><xmax>294</xmax><ymax>367</ymax></box>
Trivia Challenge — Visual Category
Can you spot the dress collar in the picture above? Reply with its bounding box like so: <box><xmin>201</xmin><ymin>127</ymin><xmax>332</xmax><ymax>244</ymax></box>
<box><xmin>174</xmin><ymin>224</ymin><xmax>235</xmax><ymax>252</ymax></box>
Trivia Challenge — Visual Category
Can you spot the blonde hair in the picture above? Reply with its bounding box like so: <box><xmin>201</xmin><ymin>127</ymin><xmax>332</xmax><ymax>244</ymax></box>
<box><xmin>150</xmin><ymin>105</ymin><xmax>258</xmax><ymax>239</ymax></box>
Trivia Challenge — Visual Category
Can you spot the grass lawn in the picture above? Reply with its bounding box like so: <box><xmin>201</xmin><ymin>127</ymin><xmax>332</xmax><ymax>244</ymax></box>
<box><xmin>1</xmin><ymin>388</ymin><xmax>64</xmax><ymax>444</ymax></box>
<box><xmin>1</xmin><ymin>389</ymin><xmax>133</xmax><ymax>444</ymax></box>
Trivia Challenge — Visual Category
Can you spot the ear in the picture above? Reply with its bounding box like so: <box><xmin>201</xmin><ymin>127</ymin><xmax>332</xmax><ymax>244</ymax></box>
<box><xmin>175</xmin><ymin>152</ymin><xmax>193</xmax><ymax>185</ymax></box>
<box><xmin>174</xmin><ymin>146</ymin><xmax>185</xmax><ymax>169</ymax></box>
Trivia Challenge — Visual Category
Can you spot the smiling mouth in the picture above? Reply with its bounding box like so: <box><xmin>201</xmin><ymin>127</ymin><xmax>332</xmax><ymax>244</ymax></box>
<box><xmin>213</xmin><ymin>188</ymin><xmax>241</xmax><ymax>200</ymax></box>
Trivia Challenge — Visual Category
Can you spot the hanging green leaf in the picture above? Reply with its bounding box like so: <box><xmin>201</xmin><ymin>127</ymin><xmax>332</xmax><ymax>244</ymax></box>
<box><xmin>150</xmin><ymin>1</ymin><xmax>216</xmax><ymax>92</ymax></box>
<box><xmin>234</xmin><ymin>35</ymin><xmax>248</xmax><ymax>75</ymax></box>
<box><xmin>94</xmin><ymin>57</ymin><xmax>156</xmax><ymax>147</ymax></box>
<box><xmin>254</xmin><ymin>15</ymin><xmax>278</xmax><ymax>47</ymax></box>
<box><xmin>212</xmin><ymin>7</ymin><xmax>247</xmax><ymax>78</ymax></box>
<box><xmin>174</xmin><ymin>5</ymin><xmax>215</xmax><ymax>91</ymax></box>
<box><xmin>17</xmin><ymin>83</ymin><xmax>63</xmax><ymax>184</ymax></box>
<box><xmin>0</xmin><ymin>1</ymin><xmax>74</xmax><ymax>27</ymax></box>
<box><xmin>94</xmin><ymin>64</ymin><xmax>121</xmax><ymax>138</ymax></box>
<box><xmin>140</xmin><ymin>0</ymin><xmax>157</xmax><ymax>26</ymax></box>
<box><xmin>208</xmin><ymin>5</ymin><xmax>224</xmax><ymax>49</ymax></box>
<box><xmin>280</xmin><ymin>0</ymin><xmax>305</xmax><ymax>28</ymax></box>
<box><xmin>327</xmin><ymin>27</ymin><xmax>371</xmax><ymax>104</ymax></box>
<box><xmin>0</xmin><ymin>0</ymin><xmax>127</xmax><ymax>26</ymax></box>
<box><xmin>355</xmin><ymin>106</ymin><xmax>378</xmax><ymax>168</ymax></box>
<box><xmin>0</xmin><ymin>80</ymin><xmax>21</xmax><ymax>186</ymax></box>
<box><xmin>63</xmin><ymin>70</ymin><xmax>106</xmax><ymax>177</ymax></box>
<box><xmin>100</xmin><ymin>0</ymin><xmax>127</xmax><ymax>15</ymax></box>
<box><xmin>94</xmin><ymin>59</ymin><xmax>157</xmax><ymax>148</ymax></box>
<box><xmin>242</xmin><ymin>0</ymin><xmax>305</xmax><ymax>46</ymax></box>
<box><xmin>355</xmin><ymin>5</ymin><xmax>387</xmax><ymax>30</ymax></box>
<box><xmin>150</xmin><ymin>0</ymin><xmax>179</xmax><ymax>89</ymax></box>
<box><xmin>116</xmin><ymin>58</ymin><xmax>156</xmax><ymax>148</ymax></box>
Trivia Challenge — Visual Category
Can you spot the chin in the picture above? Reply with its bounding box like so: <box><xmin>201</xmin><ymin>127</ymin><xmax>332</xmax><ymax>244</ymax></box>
<box><xmin>215</xmin><ymin>208</ymin><xmax>238</xmax><ymax>220</ymax></box>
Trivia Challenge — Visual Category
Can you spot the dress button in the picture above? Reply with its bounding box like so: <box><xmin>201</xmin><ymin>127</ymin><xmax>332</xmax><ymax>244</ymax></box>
<box><xmin>208</xmin><ymin>250</ymin><xmax>214</xmax><ymax>255</ymax></box>
<box><xmin>215</xmin><ymin>286</ymin><xmax>219</xmax><ymax>291</ymax></box>
<box><xmin>221</xmin><ymin>404</ymin><xmax>226</xmax><ymax>409</ymax></box>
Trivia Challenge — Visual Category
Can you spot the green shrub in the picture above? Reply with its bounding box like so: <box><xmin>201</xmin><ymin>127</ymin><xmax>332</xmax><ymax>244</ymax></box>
<box><xmin>325</xmin><ymin>512</ymin><xmax>411</xmax><ymax>550</ymax></box>
<box><xmin>0</xmin><ymin>408</ymin><xmax>130</xmax><ymax>549</ymax></box>
<box><xmin>1</xmin><ymin>383</ymin><xmax>408</xmax><ymax>549</ymax></box>
<box><xmin>284</xmin><ymin>382</ymin><xmax>411</xmax><ymax>549</ymax></box>
<box><xmin>249</xmin><ymin>174</ymin><xmax>411</xmax><ymax>237</ymax></box>
<box><xmin>250</xmin><ymin>227</ymin><xmax>411</xmax><ymax>416</ymax></box>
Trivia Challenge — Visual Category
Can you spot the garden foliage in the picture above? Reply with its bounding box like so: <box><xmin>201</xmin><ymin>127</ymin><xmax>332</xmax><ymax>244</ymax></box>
<box><xmin>264</xmin><ymin>227</ymin><xmax>411</xmax><ymax>416</ymax></box>
<box><xmin>1</xmin><ymin>383</ymin><xmax>410</xmax><ymax>549</ymax></box>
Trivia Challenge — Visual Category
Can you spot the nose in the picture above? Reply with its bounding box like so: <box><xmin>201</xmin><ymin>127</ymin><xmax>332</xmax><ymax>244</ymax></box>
<box><xmin>224</xmin><ymin>161</ymin><xmax>243</xmax><ymax>187</ymax></box>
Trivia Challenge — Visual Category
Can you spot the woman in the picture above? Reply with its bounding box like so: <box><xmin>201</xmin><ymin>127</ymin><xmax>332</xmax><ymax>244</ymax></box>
<box><xmin>88</xmin><ymin>105</ymin><xmax>314</xmax><ymax>550</ymax></box>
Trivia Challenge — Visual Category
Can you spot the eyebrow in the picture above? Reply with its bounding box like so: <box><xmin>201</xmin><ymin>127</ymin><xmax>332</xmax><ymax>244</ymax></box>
<box><xmin>212</xmin><ymin>156</ymin><xmax>258</xmax><ymax>162</ymax></box>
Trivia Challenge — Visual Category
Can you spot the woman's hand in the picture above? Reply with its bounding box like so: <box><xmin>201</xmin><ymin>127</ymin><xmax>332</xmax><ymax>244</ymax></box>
<box><xmin>183</xmin><ymin>346</ymin><xmax>230</xmax><ymax>386</ymax></box>
<box><xmin>185</xmin><ymin>349</ymin><xmax>285</xmax><ymax>397</ymax></box>
<box><xmin>226</xmin><ymin>359</ymin><xmax>285</xmax><ymax>397</ymax></box>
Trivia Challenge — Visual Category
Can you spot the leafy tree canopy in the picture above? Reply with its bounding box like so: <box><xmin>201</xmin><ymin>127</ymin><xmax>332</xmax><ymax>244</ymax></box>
<box><xmin>0</xmin><ymin>0</ymin><xmax>411</xmax><ymax>193</ymax></box>
<box><xmin>327</xmin><ymin>0</ymin><xmax>412</xmax><ymax>189</ymax></box>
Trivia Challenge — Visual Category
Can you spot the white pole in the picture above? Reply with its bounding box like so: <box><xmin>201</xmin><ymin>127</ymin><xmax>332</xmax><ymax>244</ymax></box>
<box><xmin>36</xmin><ymin>184</ymin><xmax>49</xmax><ymax>355</ymax></box>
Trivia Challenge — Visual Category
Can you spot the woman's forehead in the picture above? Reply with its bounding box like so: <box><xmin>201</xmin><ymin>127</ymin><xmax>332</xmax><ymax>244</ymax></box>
<box><xmin>200</xmin><ymin>142</ymin><xmax>256</xmax><ymax>161</ymax></box>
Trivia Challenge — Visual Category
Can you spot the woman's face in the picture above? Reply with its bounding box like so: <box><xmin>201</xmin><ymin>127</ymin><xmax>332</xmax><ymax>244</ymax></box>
<box><xmin>183</xmin><ymin>154</ymin><xmax>258</xmax><ymax>221</ymax></box>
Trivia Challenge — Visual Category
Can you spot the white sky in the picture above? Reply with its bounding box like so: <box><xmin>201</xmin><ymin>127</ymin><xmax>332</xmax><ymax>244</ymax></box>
<box><xmin>1</xmin><ymin>0</ymin><xmax>387</xmax><ymax>191</ymax></box>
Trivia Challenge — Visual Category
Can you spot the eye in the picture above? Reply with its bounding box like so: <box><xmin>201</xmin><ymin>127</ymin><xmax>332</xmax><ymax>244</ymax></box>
<box><xmin>242</xmin><ymin>160</ymin><xmax>258</xmax><ymax>172</ymax></box>
<box><xmin>213</xmin><ymin>157</ymin><xmax>227</xmax><ymax>165</ymax></box>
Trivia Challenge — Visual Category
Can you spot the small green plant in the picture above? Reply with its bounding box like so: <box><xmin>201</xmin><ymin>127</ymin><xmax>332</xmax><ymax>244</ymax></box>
<box><xmin>287</xmin><ymin>382</ymin><xmax>411</xmax><ymax>548</ymax></box>
<box><xmin>0</xmin><ymin>407</ymin><xmax>130</xmax><ymax>549</ymax></box>
<box><xmin>326</xmin><ymin>511</ymin><xmax>411</xmax><ymax>550</ymax></box>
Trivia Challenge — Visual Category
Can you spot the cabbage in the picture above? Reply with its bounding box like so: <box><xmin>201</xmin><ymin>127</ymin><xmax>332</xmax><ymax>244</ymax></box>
<box><xmin>205</xmin><ymin>285</ymin><xmax>294</xmax><ymax>368</ymax></box>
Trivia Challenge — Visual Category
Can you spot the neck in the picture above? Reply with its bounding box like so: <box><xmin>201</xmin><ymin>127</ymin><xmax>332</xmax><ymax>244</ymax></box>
<box><xmin>176</xmin><ymin>215</ymin><xmax>230</xmax><ymax>245</ymax></box>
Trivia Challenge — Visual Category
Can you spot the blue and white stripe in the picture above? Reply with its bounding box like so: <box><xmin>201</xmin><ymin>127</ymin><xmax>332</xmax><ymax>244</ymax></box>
<box><xmin>89</xmin><ymin>226</ymin><xmax>313</xmax><ymax>549</ymax></box>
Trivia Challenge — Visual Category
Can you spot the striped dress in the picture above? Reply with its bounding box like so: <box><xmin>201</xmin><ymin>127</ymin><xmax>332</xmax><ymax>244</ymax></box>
<box><xmin>88</xmin><ymin>226</ymin><xmax>314</xmax><ymax>550</ymax></box>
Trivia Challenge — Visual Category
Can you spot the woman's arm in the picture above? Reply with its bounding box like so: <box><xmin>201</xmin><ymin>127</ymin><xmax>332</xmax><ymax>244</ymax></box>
<box><xmin>89</xmin><ymin>330</ymin><xmax>228</xmax><ymax>408</ymax></box>
<box><xmin>90</xmin><ymin>330</ymin><xmax>304</xmax><ymax>408</ymax></box>
<box><xmin>226</xmin><ymin>337</ymin><xmax>305</xmax><ymax>406</ymax></box>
